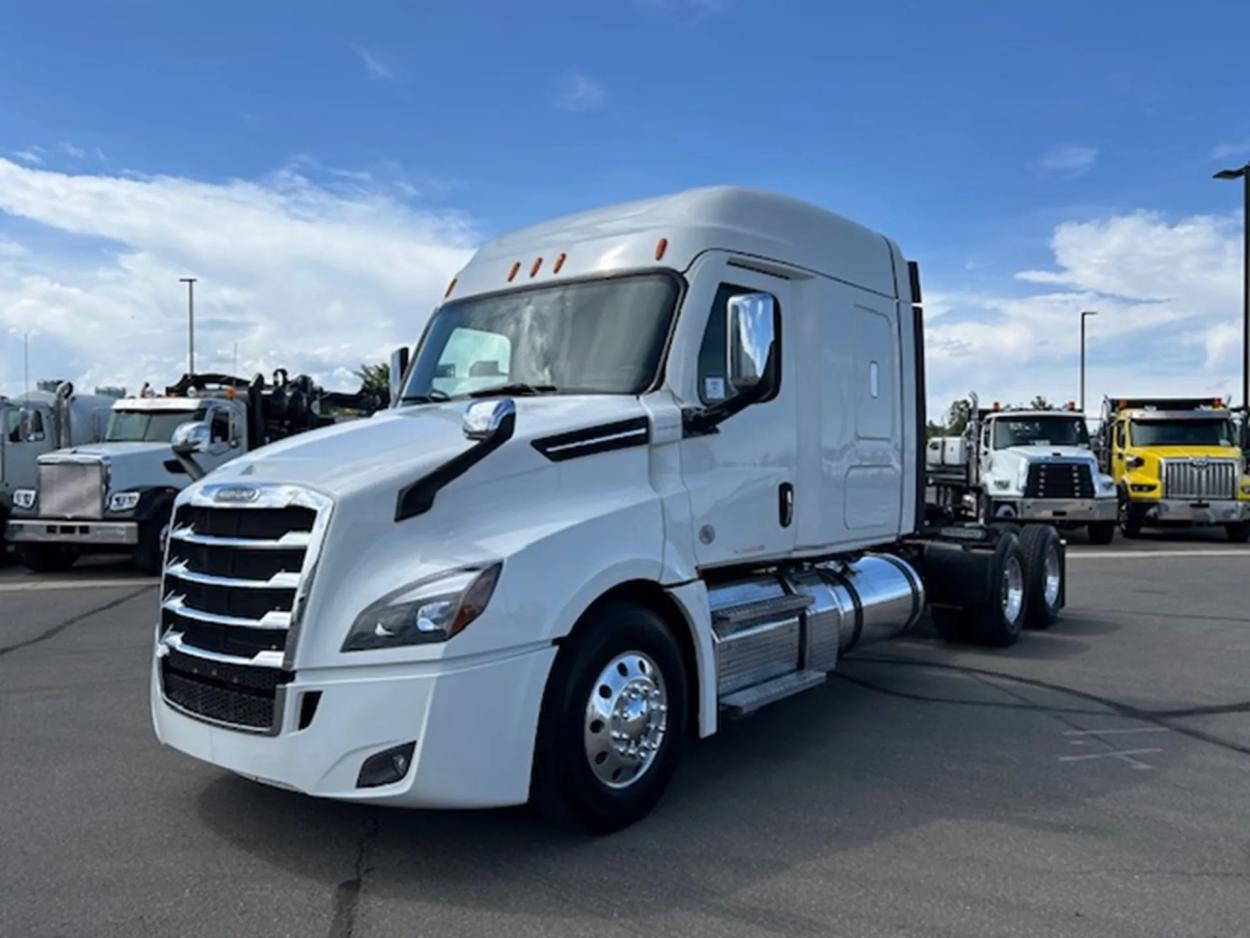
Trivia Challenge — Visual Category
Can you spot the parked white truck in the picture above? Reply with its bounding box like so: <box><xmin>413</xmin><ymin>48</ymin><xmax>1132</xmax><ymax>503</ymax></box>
<box><xmin>1</xmin><ymin>381</ymin><xmax>120</xmax><ymax>550</ymax></box>
<box><xmin>7</xmin><ymin>372</ymin><xmax>383</xmax><ymax>573</ymax></box>
<box><xmin>150</xmin><ymin>187</ymin><xmax>1068</xmax><ymax>831</ymax></box>
<box><xmin>928</xmin><ymin>397</ymin><xmax>1119</xmax><ymax>544</ymax></box>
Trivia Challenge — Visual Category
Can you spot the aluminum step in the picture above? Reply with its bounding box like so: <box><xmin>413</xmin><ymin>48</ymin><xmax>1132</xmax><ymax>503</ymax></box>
<box><xmin>719</xmin><ymin>669</ymin><xmax>826</xmax><ymax>718</ymax></box>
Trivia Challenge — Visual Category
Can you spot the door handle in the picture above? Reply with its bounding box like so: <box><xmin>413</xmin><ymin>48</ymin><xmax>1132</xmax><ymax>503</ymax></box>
<box><xmin>778</xmin><ymin>482</ymin><xmax>794</xmax><ymax>528</ymax></box>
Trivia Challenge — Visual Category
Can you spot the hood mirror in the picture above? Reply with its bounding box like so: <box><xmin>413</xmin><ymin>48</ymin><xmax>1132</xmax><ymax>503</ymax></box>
<box><xmin>389</xmin><ymin>346</ymin><xmax>411</xmax><ymax>408</ymax></box>
<box><xmin>171</xmin><ymin>420</ymin><xmax>211</xmax><ymax>454</ymax></box>
<box><xmin>463</xmin><ymin>399</ymin><xmax>516</xmax><ymax>441</ymax></box>
<box><xmin>726</xmin><ymin>293</ymin><xmax>776</xmax><ymax>394</ymax></box>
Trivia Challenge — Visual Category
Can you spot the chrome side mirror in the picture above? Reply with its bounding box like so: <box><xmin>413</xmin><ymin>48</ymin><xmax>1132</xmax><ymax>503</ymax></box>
<box><xmin>726</xmin><ymin>293</ymin><xmax>776</xmax><ymax>394</ymax></box>
<box><xmin>389</xmin><ymin>346</ymin><xmax>411</xmax><ymax>407</ymax></box>
<box><xmin>171</xmin><ymin>420</ymin><xmax>211</xmax><ymax>454</ymax></box>
<box><xmin>463</xmin><ymin>399</ymin><xmax>516</xmax><ymax>441</ymax></box>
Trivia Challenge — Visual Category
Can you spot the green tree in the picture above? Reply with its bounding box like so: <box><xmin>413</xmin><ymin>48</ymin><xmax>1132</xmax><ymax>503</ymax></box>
<box><xmin>355</xmin><ymin>362</ymin><xmax>390</xmax><ymax>393</ymax></box>
<box><xmin>946</xmin><ymin>398</ymin><xmax>972</xmax><ymax>435</ymax></box>
<box><xmin>1029</xmin><ymin>395</ymin><xmax>1051</xmax><ymax>410</ymax></box>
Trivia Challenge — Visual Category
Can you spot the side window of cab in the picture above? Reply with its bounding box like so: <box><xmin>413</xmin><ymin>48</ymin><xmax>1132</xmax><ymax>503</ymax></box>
<box><xmin>209</xmin><ymin>408</ymin><xmax>231</xmax><ymax>444</ymax></box>
<box><xmin>1115</xmin><ymin>420</ymin><xmax>1126</xmax><ymax>450</ymax></box>
<box><xmin>696</xmin><ymin>283</ymin><xmax>780</xmax><ymax>404</ymax></box>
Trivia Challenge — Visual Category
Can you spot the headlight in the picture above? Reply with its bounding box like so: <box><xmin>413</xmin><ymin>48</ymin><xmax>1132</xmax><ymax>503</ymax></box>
<box><xmin>1241</xmin><ymin>483</ymin><xmax>1250</xmax><ymax>496</ymax></box>
<box><xmin>1098</xmin><ymin>477</ymin><xmax>1116</xmax><ymax>494</ymax></box>
<box><xmin>13</xmin><ymin>488</ymin><xmax>37</xmax><ymax>511</ymax></box>
<box><xmin>108</xmin><ymin>491</ymin><xmax>141</xmax><ymax>513</ymax></box>
<box><xmin>342</xmin><ymin>563</ymin><xmax>502</xmax><ymax>651</ymax></box>
<box><xmin>992</xmin><ymin>479</ymin><xmax>1011</xmax><ymax>490</ymax></box>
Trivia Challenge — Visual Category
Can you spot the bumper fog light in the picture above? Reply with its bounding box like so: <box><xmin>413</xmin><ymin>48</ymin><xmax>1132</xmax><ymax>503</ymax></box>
<box><xmin>1129</xmin><ymin>484</ymin><xmax>1156</xmax><ymax>494</ymax></box>
<box><xmin>356</xmin><ymin>741</ymin><xmax>416</xmax><ymax>789</ymax></box>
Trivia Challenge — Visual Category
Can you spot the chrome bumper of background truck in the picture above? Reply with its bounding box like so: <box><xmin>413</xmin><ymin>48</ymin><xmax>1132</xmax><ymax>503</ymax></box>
<box><xmin>1013</xmin><ymin>497</ymin><xmax>1118</xmax><ymax>522</ymax></box>
<box><xmin>1141</xmin><ymin>500</ymin><xmax>1249</xmax><ymax>524</ymax></box>
<box><xmin>5</xmin><ymin>518</ymin><xmax>139</xmax><ymax>545</ymax></box>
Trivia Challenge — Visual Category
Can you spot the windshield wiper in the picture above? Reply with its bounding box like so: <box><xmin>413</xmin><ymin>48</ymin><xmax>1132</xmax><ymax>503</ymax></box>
<box><xmin>467</xmin><ymin>383</ymin><xmax>558</xmax><ymax>398</ymax></box>
<box><xmin>400</xmin><ymin>389</ymin><xmax>451</xmax><ymax>404</ymax></box>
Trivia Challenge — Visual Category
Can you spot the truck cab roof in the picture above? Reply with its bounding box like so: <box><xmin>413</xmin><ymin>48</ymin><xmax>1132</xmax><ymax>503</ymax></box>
<box><xmin>452</xmin><ymin>185</ymin><xmax>904</xmax><ymax>303</ymax></box>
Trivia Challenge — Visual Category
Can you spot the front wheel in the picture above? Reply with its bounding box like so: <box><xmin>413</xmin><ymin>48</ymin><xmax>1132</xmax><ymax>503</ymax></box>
<box><xmin>531</xmin><ymin>602</ymin><xmax>688</xmax><ymax>833</ymax></box>
<box><xmin>133</xmin><ymin>517</ymin><xmax>169</xmax><ymax>575</ymax></box>
<box><xmin>1227</xmin><ymin>521</ymin><xmax>1250</xmax><ymax>544</ymax></box>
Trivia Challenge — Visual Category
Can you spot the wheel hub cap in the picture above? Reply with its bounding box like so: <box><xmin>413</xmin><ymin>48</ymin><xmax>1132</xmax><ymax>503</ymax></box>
<box><xmin>1043</xmin><ymin>544</ymin><xmax>1061</xmax><ymax>607</ymax></box>
<box><xmin>1002</xmin><ymin>555</ymin><xmax>1025</xmax><ymax>623</ymax></box>
<box><xmin>584</xmin><ymin>652</ymin><xmax>668</xmax><ymax>789</ymax></box>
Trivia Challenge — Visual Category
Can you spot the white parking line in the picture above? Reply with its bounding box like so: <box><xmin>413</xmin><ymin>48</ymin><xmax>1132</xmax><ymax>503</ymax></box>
<box><xmin>0</xmin><ymin>578</ymin><xmax>158</xmax><ymax>593</ymax></box>
<box><xmin>1059</xmin><ymin>748</ymin><xmax>1162</xmax><ymax>769</ymax></box>
<box><xmin>1063</xmin><ymin>727</ymin><xmax>1170</xmax><ymax>736</ymax></box>
<box><xmin>1067</xmin><ymin>549</ymin><xmax>1250</xmax><ymax>560</ymax></box>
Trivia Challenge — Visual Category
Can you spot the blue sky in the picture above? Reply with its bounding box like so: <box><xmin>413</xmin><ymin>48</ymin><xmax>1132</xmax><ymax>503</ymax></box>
<box><xmin>3</xmin><ymin>0</ymin><xmax>1250</xmax><ymax>412</ymax></box>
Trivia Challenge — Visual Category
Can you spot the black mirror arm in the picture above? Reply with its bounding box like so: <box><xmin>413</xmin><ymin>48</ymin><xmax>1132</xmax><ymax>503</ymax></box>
<box><xmin>681</xmin><ymin>358</ymin><xmax>777</xmax><ymax>437</ymax></box>
<box><xmin>170</xmin><ymin>444</ymin><xmax>207</xmax><ymax>481</ymax></box>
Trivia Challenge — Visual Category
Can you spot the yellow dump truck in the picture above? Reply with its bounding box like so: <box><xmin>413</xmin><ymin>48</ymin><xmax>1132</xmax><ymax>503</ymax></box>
<box><xmin>1099</xmin><ymin>397</ymin><xmax>1250</xmax><ymax>542</ymax></box>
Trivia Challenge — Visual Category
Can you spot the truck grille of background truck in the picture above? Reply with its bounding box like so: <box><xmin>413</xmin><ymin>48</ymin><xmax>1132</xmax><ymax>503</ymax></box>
<box><xmin>1161</xmin><ymin>458</ymin><xmax>1238</xmax><ymax>501</ymax></box>
<box><xmin>158</xmin><ymin>500</ymin><xmax>322</xmax><ymax>732</ymax></box>
<box><xmin>38</xmin><ymin>461</ymin><xmax>105</xmax><ymax>518</ymax></box>
<box><xmin>1023</xmin><ymin>462</ymin><xmax>1095</xmax><ymax>500</ymax></box>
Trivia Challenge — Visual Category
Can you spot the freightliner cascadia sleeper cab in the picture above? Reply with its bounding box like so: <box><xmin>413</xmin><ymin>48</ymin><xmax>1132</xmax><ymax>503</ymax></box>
<box><xmin>151</xmin><ymin>188</ymin><xmax>1067</xmax><ymax>831</ymax></box>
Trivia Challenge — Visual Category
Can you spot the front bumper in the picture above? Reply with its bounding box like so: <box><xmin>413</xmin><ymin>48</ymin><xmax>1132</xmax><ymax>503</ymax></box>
<box><xmin>151</xmin><ymin>642</ymin><xmax>558</xmax><ymax>808</ymax></box>
<box><xmin>1137</xmin><ymin>499</ymin><xmax>1249</xmax><ymax>524</ymax></box>
<box><xmin>6</xmin><ymin>518</ymin><xmax>138</xmax><ymax>546</ymax></box>
<box><xmin>1002</xmin><ymin>497</ymin><xmax>1118</xmax><ymax>523</ymax></box>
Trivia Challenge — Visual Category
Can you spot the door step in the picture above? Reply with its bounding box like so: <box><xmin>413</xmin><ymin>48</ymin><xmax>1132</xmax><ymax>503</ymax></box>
<box><xmin>719</xmin><ymin>669</ymin><xmax>826</xmax><ymax>718</ymax></box>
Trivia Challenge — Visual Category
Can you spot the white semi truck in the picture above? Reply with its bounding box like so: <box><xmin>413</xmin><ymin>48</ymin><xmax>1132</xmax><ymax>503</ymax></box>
<box><xmin>1</xmin><ymin>381</ymin><xmax>120</xmax><ymax>550</ymax></box>
<box><xmin>150</xmin><ymin>187</ymin><xmax>1069</xmax><ymax>832</ymax></box>
<box><xmin>7</xmin><ymin>372</ymin><xmax>384</xmax><ymax>573</ymax></box>
<box><xmin>928</xmin><ymin>397</ymin><xmax>1119</xmax><ymax>543</ymax></box>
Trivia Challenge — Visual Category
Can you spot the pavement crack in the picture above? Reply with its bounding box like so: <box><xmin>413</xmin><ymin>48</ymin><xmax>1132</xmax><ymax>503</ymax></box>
<box><xmin>0</xmin><ymin>586</ymin><xmax>151</xmax><ymax>658</ymax></box>
<box><xmin>328</xmin><ymin>810</ymin><xmax>379</xmax><ymax>938</ymax></box>
<box><xmin>834</xmin><ymin>673</ymin><xmax>1106</xmax><ymax>717</ymax></box>
<box><xmin>846</xmin><ymin>654</ymin><xmax>1250</xmax><ymax>758</ymax></box>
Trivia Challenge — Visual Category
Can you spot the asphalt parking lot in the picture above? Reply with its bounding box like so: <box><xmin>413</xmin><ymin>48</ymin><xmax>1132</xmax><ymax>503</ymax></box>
<box><xmin>2</xmin><ymin>533</ymin><xmax>1248</xmax><ymax>938</ymax></box>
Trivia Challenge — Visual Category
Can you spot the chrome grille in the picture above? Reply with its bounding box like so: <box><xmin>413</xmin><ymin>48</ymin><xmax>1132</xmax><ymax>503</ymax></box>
<box><xmin>1161</xmin><ymin>458</ymin><xmax>1237</xmax><ymax>500</ymax></box>
<box><xmin>38</xmin><ymin>460</ymin><xmax>105</xmax><ymax>518</ymax></box>
<box><xmin>157</xmin><ymin>484</ymin><xmax>331</xmax><ymax>732</ymax></box>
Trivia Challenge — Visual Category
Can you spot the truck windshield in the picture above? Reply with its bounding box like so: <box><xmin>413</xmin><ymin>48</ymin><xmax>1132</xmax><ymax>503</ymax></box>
<box><xmin>401</xmin><ymin>273</ymin><xmax>681</xmax><ymax>400</ymax></box>
<box><xmin>992</xmin><ymin>417</ymin><xmax>1089</xmax><ymax>449</ymax></box>
<box><xmin>1131</xmin><ymin>418</ymin><xmax>1234</xmax><ymax>447</ymax></box>
<box><xmin>106</xmin><ymin>410</ymin><xmax>198</xmax><ymax>442</ymax></box>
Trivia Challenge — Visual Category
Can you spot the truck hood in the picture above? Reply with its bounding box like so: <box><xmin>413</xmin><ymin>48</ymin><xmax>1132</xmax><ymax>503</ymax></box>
<box><xmin>204</xmin><ymin>395</ymin><xmax>650</xmax><ymax>499</ymax></box>
<box><xmin>39</xmin><ymin>442</ymin><xmax>185</xmax><ymax>492</ymax></box>
<box><xmin>996</xmin><ymin>444</ymin><xmax>1098</xmax><ymax>462</ymax></box>
<box><xmin>1133</xmin><ymin>446</ymin><xmax>1241</xmax><ymax>460</ymax></box>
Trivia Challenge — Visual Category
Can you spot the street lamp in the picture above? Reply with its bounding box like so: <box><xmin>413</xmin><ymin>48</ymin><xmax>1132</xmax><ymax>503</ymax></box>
<box><xmin>1080</xmin><ymin>310</ymin><xmax>1097</xmax><ymax>413</ymax></box>
<box><xmin>1213</xmin><ymin>163</ymin><xmax>1250</xmax><ymax>416</ymax></box>
<box><xmin>179</xmin><ymin>277</ymin><xmax>197</xmax><ymax>376</ymax></box>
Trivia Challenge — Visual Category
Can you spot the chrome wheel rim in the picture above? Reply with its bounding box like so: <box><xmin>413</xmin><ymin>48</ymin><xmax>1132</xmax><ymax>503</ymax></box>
<box><xmin>1042</xmin><ymin>543</ymin><xmax>1061</xmax><ymax>607</ymax></box>
<box><xmin>1001</xmin><ymin>555</ymin><xmax>1025</xmax><ymax>623</ymax></box>
<box><xmin>584</xmin><ymin>652</ymin><xmax>668</xmax><ymax>789</ymax></box>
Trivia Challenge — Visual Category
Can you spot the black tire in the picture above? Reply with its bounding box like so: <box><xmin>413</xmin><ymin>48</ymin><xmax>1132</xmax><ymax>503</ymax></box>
<box><xmin>1019</xmin><ymin>525</ymin><xmax>1063</xmax><ymax>629</ymax></box>
<box><xmin>1118</xmin><ymin>486</ymin><xmax>1143</xmax><ymax>538</ymax></box>
<box><xmin>1087</xmin><ymin>521</ymin><xmax>1116</xmax><ymax>545</ymax></box>
<box><xmin>133</xmin><ymin>519</ymin><xmax>168</xmax><ymax>575</ymax></box>
<box><xmin>17</xmin><ymin>543</ymin><xmax>80</xmax><ymax>573</ymax></box>
<box><xmin>531</xmin><ymin>602</ymin><xmax>688</xmax><ymax>833</ymax></box>
<box><xmin>968</xmin><ymin>532</ymin><xmax>1028</xmax><ymax>647</ymax></box>
<box><xmin>1227</xmin><ymin>521</ymin><xmax>1250</xmax><ymax>544</ymax></box>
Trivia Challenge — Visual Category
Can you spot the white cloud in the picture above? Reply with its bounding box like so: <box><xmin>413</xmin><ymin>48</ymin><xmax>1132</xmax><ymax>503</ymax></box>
<box><xmin>59</xmin><ymin>142</ymin><xmax>87</xmax><ymax>160</ymax></box>
<box><xmin>925</xmin><ymin>210</ymin><xmax>1246</xmax><ymax>418</ymax></box>
<box><xmin>1038</xmin><ymin>144</ymin><xmax>1098</xmax><ymax>177</ymax></box>
<box><xmin>1212</xmin><ymin>141</ymin><xmax>1250</xmax><ymax>161</ymax></box>
<box><xmin>12</xmin><ymin>149</ymin><xmax>43</xmax><ymax>166</ymax></box>
<box><xmin>551</xmin><ymin>71</ymin><xmax>605</xmax><ymax>113</ymax></box>
<box><xmin>352</xmin><ymin>44</ymin><xmax>397</xmax><ymax>81</ymax></box>
<box><xmin>0</xmin><ymin>158</ymin><xmax>474</xmax><ymax>397</ymax></box>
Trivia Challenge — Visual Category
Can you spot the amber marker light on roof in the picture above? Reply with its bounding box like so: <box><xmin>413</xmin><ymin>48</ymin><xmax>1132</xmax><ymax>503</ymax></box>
<box><xmin>530</xmin><ymin>257</ymin><xmax>543</xmax><ymax>277</ymax></box>
<box><xmin>507</xmin><ymin>262</ymin><xmax>520</xmax><ymax>282</ymax></box>
<box><xmin>444</xmin><ymin>278</ymin><xmax>457</xmax><ymax>298</ymax></box>
<box><xmin>553</xmin><ymin>253</ymin><xmax>567</xmax><ymax>273</ymax></box>
<box><xmin>655</xmin><ymin>238</ymin><xmax>668</xmax><ymax>261</ymax></box>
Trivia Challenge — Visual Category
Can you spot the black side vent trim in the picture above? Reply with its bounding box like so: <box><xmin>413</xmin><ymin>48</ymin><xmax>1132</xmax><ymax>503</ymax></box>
<box><xmin>532</xmin><ymin>417</ymin><xmax>651</xmax><ymax>462</ymax></box>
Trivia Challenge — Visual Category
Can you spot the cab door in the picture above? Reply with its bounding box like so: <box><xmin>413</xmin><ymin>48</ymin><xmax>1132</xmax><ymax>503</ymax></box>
<box><xmin>675</xmin><ymin>255</ymin><xmax>797</xmax><ymax>569</ymax></box>
<box><xmin>1110</xmin><ymin>418</ymin><xmax>1128</xmax><ymax>484</ymax></box>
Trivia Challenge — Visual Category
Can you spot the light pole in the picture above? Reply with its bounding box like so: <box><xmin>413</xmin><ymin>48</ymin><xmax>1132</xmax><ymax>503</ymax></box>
<box><xmin>1214</xmin><ymin>163</ymin><xmax>1250</xmax><ymax>416</ymax></box>
<box><xmin>179</xmin><ymin>277</ymin><xmax>197</xmax><ymax>376</ymax></box>
<box><xmin>1080</xmin><ymin>310</ymin><xmax>1097</xmax><ymax>413</ymax></box>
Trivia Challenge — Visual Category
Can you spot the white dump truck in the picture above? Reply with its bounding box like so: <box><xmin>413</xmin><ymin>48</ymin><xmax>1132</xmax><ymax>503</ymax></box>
<box><xmin>1</xmin><ymin>381</ymin><xmax>120</xmax><ymax>549</ymax></box>
<box><xmin>928</xmin><ymin>397</ymin><xmax>1119</xmax><ymax>544</ymax></box>
<box><xmin>7</xmin><ymin>372</ymin><xmax>384</xmax><ymax>573</ymax></box>
<box><xmin>150</xmin><ymin>187</ymin><xmax>1069</xmax><ymax>832</ymax></box>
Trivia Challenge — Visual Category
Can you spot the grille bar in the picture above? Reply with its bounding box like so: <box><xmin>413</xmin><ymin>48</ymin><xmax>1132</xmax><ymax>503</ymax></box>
<box><xmin>162</xmin><ymin>593</ymin><xmax>292</xmax><ymax>629</ymax></box>
<box><xmin>1161</xmin><ymin>458</ymin><xmax>1237</xmax><ymax>500</ymax></box>
<box><xmin>170</xmin><ymin>526</ymin><xmax>312</xmax><ymax>549</ymax></box>
<box><xmin>164</xmin><ymin>558</ymin><xmax>301</xmax><ymax>589</ymax></box>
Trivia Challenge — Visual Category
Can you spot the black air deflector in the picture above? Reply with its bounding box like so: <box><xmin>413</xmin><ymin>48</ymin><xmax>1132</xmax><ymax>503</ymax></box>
<box><xmin>531</xmin><ymin>417</ymin><xmax>650</xmax><ymax>462</ymax></box>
